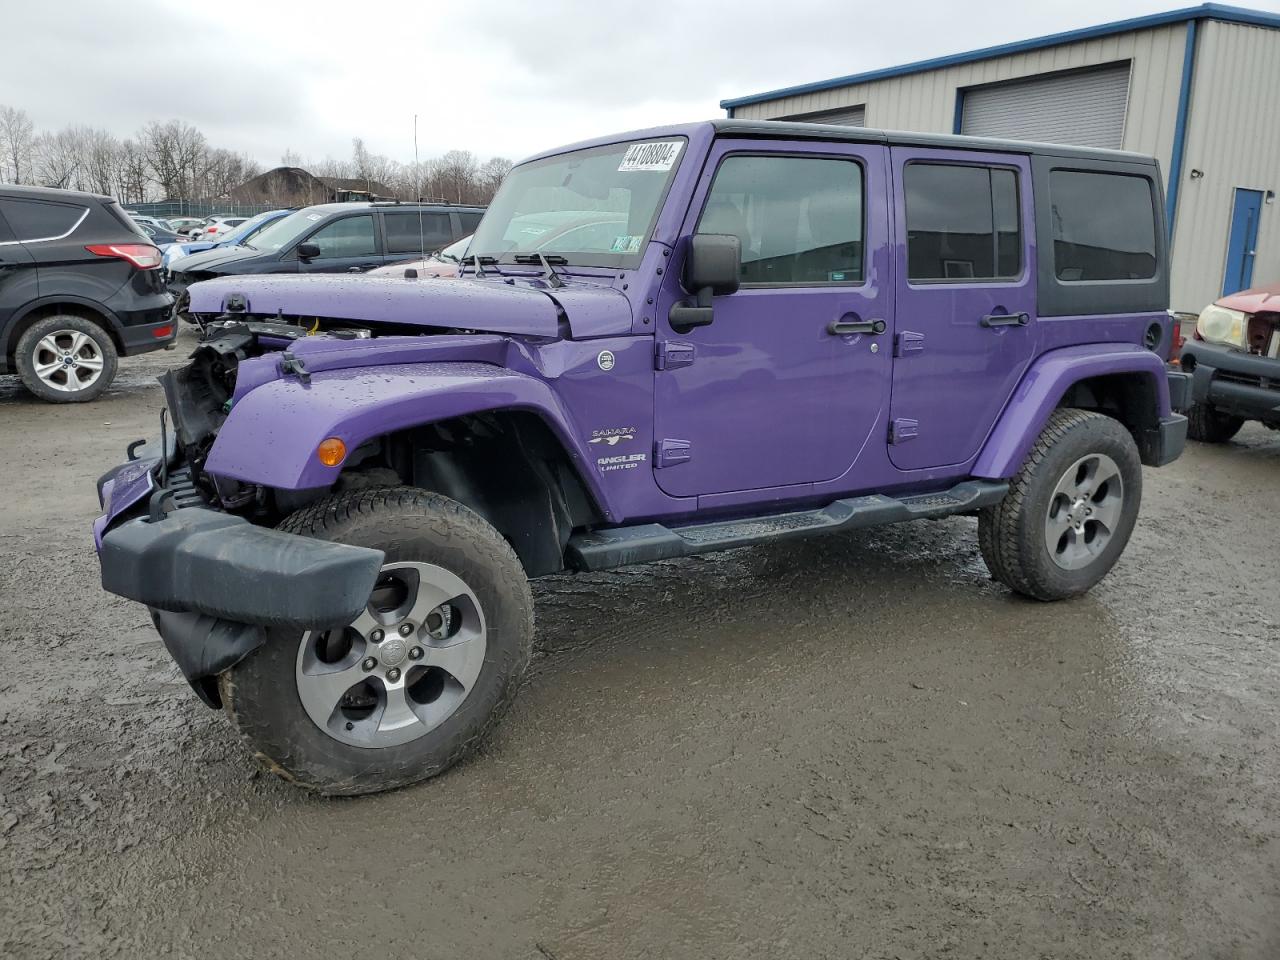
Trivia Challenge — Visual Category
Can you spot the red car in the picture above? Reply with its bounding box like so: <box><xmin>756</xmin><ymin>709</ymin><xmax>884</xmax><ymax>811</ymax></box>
<box><xmin>1180</xmin><ymin>282</ymin><xmax>1280</xmax><ymax>441</ymax></box>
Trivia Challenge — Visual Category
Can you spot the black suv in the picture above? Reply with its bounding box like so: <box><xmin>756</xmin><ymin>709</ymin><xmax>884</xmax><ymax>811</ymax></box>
<box><xmin>166</xmin><ymin>201</ymin><xmax>484</xmax><ymax>299</ymax></box>
<box><xmin>0</xmin><ymin>185</ymin><xmax>174</xmax><ymax>402</ymax></box>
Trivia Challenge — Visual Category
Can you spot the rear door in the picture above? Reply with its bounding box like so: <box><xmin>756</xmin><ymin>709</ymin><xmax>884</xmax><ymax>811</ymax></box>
<box><xmin>887</xmin><ymin>148</ymin><xmax>1036</xmax><ymax>470</ymax></box>
<box><xmin>0</xmin><ymin>203</ymin><xmax>38</xmax><ymax>338</ymax></box>
<box><xmin>382</xmin><ymin>210</ymin><xmax>454</xmax><ymax>264</ymax></box>
<box><xmin>653</xmin><ymin>140</ymin><xmax>893</xmax><ymax>499</ymax></box>
<box><xmin>297</xmin><ymin>213</ymin><xmax>382</xmax><ymax>273</ymax></box>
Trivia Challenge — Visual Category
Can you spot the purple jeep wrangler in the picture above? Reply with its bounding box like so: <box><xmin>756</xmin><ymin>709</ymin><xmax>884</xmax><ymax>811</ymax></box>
<box><xmin>93</xmin><ymin>121</ymin><xmax>1190</xmax><ymax>794</ymax></box>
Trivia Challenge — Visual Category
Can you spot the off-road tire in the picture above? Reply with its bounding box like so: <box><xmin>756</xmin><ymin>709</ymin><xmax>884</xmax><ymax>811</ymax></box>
<box><xmin>978</xmin><ymin>408</ymin><xmax>1142</xmax><ymax>602</ymax></box>
<box><xmin>15</xmin><ymin>314</ymin><xmax>118</xmax><ymax>403</ymax></box>
<box><xmin>1186</xmin><ymin>402</ymin><xmax>1245</xmax><ymax>443</ymax></box>
<box><xmin>218</xmin><ymin>488</ymin><xmax>534</xmax><ymax>796</ymax></box>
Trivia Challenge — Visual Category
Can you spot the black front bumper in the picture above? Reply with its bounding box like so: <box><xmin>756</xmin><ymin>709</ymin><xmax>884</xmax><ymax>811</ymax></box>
<box><xmin>1181</xmin><ymin>340</ymin><xmax>1280</xmax><ymax>422</ymax></box>
<box><xmin>101</xmin><ymin>507</ymin><xmax>384</xmax><ymax>628</ymax></box>
<box><xmin>99</xmin><ymin>506</ymin><xmax>385</xmax><ymax>706</ymax></box>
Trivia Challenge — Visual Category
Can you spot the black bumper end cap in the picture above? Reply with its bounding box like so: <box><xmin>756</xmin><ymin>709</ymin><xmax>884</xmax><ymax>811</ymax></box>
<box><xmin>101</xmin><ymin>508</ymin><xmax>384</xmax><ymax>629</ymax></box>
<box><xmin>151</xmin><ymin>609</ymin><xmax>265</xmax><ymax>708</ymax></box>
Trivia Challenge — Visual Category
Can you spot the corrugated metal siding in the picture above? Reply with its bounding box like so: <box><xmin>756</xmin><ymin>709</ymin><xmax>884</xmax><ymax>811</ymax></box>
<box><xmin>1171</xmin><ymin>21</ymin><xmax>1280</xmax><ymax>311</ymax></box>
<box><xmin>960</xmin><ymin>63</ymin><xmax>1130</xmax><ymax>148</ymax></box>
<box><xmin>733</xmin><ymin>23</ymin><xmax>1186</xmax><ymax>164</ymax></box>
<box><xmin>778</xmin><ymin>105</ymin><xmax>866</xmax><ymax>126</ymax></box>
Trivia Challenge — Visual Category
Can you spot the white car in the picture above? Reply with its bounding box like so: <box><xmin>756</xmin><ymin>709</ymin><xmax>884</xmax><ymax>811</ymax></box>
<box><xmin>190</xmin><ymin>215</ymin><xmax>249</xmax><ymax>241</ymax></box>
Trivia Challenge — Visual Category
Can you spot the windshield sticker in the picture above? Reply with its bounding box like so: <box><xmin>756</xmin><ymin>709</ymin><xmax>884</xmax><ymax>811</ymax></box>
<box><xmin>306</xmin><ymin>214</ymin><xmax>322</xmax><ymax>221</ymax></box>
<box><xmin>610</xmin><ymin>235</ymin><xmax>643</xmax><ymax>254</ymax></box>
<box><xmin>617</xmin><ymin>141</ymin><xmax>683</xmax><ymax>173</ymax></box>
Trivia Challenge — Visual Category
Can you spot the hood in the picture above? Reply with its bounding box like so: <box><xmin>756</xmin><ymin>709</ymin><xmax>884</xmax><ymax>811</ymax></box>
<box><xmin>186</xmin><ymin>273</ymin><xmax>634</xmax><ymax>339</ymax></box>
<box><xmin>172</xmin><ymin>245</ymin><xmax>261</xmax><ymax>272</ymax></box>
<box><xmin>1217</xmin><ymin>282</ymin><xmax>1280</xmax><ymax>315</ymax></box>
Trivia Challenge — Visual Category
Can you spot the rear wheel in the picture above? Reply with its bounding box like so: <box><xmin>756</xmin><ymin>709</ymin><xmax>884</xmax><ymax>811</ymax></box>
<box><xmin>1186</xmin><ymin>402</ymin><xmax>1244</xmax><ymax>443</ymax></box>
<box><xmin>979</xmin><ymin>408</ymin><xmax>1142</xmax><ymax>601</ymax></box>
<box><xmin>218</xmin><ymin>488</ymin><xmax>534</xmax><ymax>795</ymax></box>
<box><xmin>15</xmin><ymin>314</ymin><xmax>117</xmax><ymax>403</ymax></box>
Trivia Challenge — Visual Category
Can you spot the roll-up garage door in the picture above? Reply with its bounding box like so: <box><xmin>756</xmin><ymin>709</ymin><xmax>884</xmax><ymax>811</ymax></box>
<box><xmin>779</xmin><ymin>105</ymin><xmax>866</xmax><ymax>127</ymax></box>
<box><xmin>960</xmin><ymin>63</ymin><xmax>1130</xmax><ymax>149</ymax></box>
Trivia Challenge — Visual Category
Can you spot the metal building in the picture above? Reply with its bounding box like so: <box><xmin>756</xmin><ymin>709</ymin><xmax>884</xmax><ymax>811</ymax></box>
<box><xmin>721</xmin><ymin>3</ymin><xmax>1280</xmax><ymax>313</ymax></box>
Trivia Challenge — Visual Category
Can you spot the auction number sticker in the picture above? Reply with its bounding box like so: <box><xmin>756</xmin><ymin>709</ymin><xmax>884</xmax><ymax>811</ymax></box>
<box><xmin>618</xmin><ymin>141</ymin><xmax>683</xmax><ymax>172</ymax></box>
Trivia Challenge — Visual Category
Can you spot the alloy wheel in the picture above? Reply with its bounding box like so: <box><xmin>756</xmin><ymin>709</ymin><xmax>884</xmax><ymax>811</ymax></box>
<box><xmin>1043</xmin><ymin>452</ymin><xmax>1125</xmax><ymax>570</ymax></box>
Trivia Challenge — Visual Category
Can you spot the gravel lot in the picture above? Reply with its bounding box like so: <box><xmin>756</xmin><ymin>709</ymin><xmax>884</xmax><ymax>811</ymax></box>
<box><xmin>1</xmin><ymin>334</ymin><xmax>1278</xmax><ymax>959</ymax></box>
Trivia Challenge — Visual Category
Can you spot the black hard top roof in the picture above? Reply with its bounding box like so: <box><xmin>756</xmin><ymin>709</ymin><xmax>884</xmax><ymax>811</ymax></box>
<box><xmin>711</xmin><ymin>118</ymin><xmax>1158</xmax><ymax>166</ymax></box>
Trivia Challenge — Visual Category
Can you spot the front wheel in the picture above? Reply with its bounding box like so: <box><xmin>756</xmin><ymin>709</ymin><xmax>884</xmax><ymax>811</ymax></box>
<box><xmin>979</xmin><ymin>408</ymin><xmax>1142</xmax><ymax>601</ymax></box>
<box><xmin>1186</xmin><ymin>402</ymin><xmax>1245</xmax><ymax>443</ymax></box>
<box><xmin>218</xmin><ymin>489</ymin><xmax>534</xmax><ymax>795</ymax></box>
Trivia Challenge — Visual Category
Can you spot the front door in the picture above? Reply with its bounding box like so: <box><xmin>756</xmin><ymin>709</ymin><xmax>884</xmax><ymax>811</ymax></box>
<box><xmin>296</xmin><ymin>213</ymin><xmax>383</xmax><ymax>274</ymax></box>
<box><xmin>1223</xmin><ymin>188</ymin><xmax>1264</xmax><ymax>296</ymax></box>
<box><xmin>887</xmin><ymin>148</ymin><xmax>1037</xmax><ymax>471</ymax></box>
<box><xmin>653</xmin><ymin>141</ymin><xmax>892</xmax><ymax>499</ymax></box>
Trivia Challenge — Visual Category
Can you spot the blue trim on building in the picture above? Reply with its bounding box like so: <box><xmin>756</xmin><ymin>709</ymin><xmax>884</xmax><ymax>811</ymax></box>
<box><xmin>952</xmin><ymin>89</ymin><xmax>965</xmax><ymax>135</ymax></box>
<box><xmin>1166</xmin><ymin>20</ymin><xmax>1199</xmax><ymax>237</ymax></box>
<box><xmin>720</xmin><ymin>4</ymin><xmax>1280</xmax><ymax>110</ymax></box>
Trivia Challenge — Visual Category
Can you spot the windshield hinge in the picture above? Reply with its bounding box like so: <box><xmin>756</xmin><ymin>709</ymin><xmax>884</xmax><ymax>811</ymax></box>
<box><xmin>279</xmin><ymin>351</ymin><xmax>310</xmax><ymax>384</ymax></box>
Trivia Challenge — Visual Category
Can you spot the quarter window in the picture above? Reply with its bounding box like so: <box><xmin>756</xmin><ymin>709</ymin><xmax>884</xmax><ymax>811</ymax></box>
<box><xmin>304</xmin><ymin>215</ymin><xmax>376</xmax><ymax>259</ymax></box>
<box><xmin>904</xmin><ymin>164</ymin><xmax>1021</xmax><ymax>281</ymax></box>
<box><xmin>384</xmin><ymin>212</ymin><xmax>453</xmax><ymax>254</ymax></box>
<box><xmin>1049</xmin><ymin>170</ymin><xmax>1157</xmax><ymax>281</ymax></box>
<box><xmin>697</xmin><ymin>155</ymin><xmax>864</xmax><ymax>285</ymax></box>
<box><xmin>0</xmin><ymin>198</ymin><xmax>87</xmax><ymax>243</ymax></box>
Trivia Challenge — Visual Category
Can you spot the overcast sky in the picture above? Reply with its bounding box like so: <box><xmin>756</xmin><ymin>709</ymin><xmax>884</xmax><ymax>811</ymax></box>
<box><xmin>6</xmin><ymin>0</ymin><xmax>1279</xmax><ymax>167</ymax></box>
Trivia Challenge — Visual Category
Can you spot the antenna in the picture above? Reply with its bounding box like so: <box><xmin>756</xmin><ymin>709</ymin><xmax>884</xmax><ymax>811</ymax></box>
<box><xmin>414</xmin><ymin>114</ymin><xmax>425</xmax><ymax>268</ymax></box>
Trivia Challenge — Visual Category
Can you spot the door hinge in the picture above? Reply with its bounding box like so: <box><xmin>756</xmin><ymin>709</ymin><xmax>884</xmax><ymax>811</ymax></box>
<box><xmin>655</xmin><ymin>438</ymin><xmax>692</xmax><ymax>468</ymax></box>
<box><xmin>889</xmin><ymin>418</ymin><xmax>918</xmax><ymax>444</ymax></box>
<box><xmin>655</xmin><ymin>340</ymin><xmax>696</xmax><ymax>370</ymax></box>
<box><xmin>894</xmin><ymin>331</ymin><xmax>925</xmax><ymax>358</ymax></box>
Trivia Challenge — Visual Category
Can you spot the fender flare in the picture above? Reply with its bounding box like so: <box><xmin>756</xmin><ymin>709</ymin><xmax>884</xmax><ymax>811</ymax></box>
<box><xmin>972</xmin><ymin>344</ymin><xmax>1171</xmax><ymax>479</ymax></box>
<box><xmin>204</xmin><ymin>361</ymin><xmax>616</xmax><ymax>519</ymax></box>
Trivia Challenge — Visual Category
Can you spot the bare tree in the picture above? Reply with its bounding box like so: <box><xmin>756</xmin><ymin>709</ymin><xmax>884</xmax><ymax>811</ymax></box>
<box><xmin>0</xmin><ymin>105</ymin><xmax>35</xmax><ymax>184</ymax></box>
<box><xmin>437</xmin><ymin>150</ymin><xmax>479</xmax><ymax>203</ymax></box>
<box><xmin>477</xmin><ymin>157</ymin><xmax>513</xmax><ymax>200</ymax></box>
<box><xmin>139</xmin><ymin>119</ymin><xmax>207</xmax><ymax>199</ymax></box>
<box><xmin>32</xmin><ymin>128</ymin><xmax>83</xmax><ymax>189</ymax></box>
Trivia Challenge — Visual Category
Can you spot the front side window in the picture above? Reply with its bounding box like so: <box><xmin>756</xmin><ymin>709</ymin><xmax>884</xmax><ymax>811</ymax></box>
<box><xmin>305</xmin><ymin>215</ymin><xmax>376</xmax><ymax>259</ymax></box>
<box><xmin>905</xmin><ymin>163</ymin><xmax>1021</xmax><ymax>281</ymax></box>
<box><xmin>1050</xmin><ymin>170</ymin><xmax>1157</xmax><ymax>281</ymax></box>
<box><xmin>468</xmin><ymin>138</ymin><xmax>686</xmax><ymax>267</ymax></box>
<box><xmin>384</xmin><ymin>212</ymin><xmax>452</xmax><ymax>254</ymax></box>
<box><xmin>0</xmin><ymin>198</ymin><xmax>87</xmax><ymax>242</ymax></box>
<box><xmin>697</xmin><ymin>155</ymin><xmax>864</xmax><ymax>285</ymax></box>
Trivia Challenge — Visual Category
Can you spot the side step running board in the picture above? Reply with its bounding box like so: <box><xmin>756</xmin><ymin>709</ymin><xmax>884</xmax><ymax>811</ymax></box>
<box><xmin>566</xmin><ymin>480</ymin><xmax>1008</xmax><ymax>572</ymax></box>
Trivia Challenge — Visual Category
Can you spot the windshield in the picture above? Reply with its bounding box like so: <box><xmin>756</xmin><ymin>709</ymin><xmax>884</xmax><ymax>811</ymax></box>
<box><xmin>222</xmin><ymin>211</ymin><xmax>285</xmax><ymax>246</ymax></box>
<box><xmin>468</xmin><ymin>137</ymin><xmax>685</xmax><ymax>267</ymax></box>
<box><xmin>243</xmin><ymin>209</ymin><xmax>324</xmax><ymax>252</ymax></box>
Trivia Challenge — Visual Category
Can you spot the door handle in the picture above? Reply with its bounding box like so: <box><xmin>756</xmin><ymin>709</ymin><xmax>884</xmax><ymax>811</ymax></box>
<box><xmin>980</xmin><ymin>312</ymin><xmax>1031</xmax><ymax>328</ymax></box>
<box><xmin>828</xmin><ymin>318</ymin><xmax>886</xmax><ymax>336</ymax></box>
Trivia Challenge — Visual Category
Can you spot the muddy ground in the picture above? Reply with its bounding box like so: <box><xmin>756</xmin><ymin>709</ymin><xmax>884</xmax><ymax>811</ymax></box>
<box><xmin>1</xmin><ymin>333</ymin><xmax>1277</xmax><ymax>959</ymax></box>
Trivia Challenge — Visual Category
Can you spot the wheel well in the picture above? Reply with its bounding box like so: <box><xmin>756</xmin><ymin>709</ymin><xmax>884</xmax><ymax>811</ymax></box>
<box><xmin>320</xmin><ymin>411</ymin><xmax>601</xmax><ymax>577</ymax></box>
<box><xmin>6</xmin><ymin>303</ymin><xmax>121</xmax><ymax>364</ymax></box>
<box><xmin>1058</xmin><ymin>372</ymin><xmax>1164</xmax><ymax>464</ymax></box>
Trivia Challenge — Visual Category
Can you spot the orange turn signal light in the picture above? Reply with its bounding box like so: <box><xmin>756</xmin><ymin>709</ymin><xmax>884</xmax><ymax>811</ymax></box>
<box><xmin>317</xmin><ymin>437</ymin><xmax>347</xmax><ymax>467</ymax></box>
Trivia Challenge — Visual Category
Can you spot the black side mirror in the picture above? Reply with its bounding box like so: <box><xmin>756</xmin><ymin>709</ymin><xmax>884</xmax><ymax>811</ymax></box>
<box><xmin>296</xmin><ymin>242</ymin><xmax>321</xmax><ymax>262</ymax></box>
<box><xmin>669</xmin><ymin>233</ymin><xmax>741</xmax><ymax>333</ymax></box>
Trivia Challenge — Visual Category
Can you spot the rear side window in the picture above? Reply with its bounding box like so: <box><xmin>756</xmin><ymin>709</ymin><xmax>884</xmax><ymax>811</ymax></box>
<box><xmin>0</xmin><ymin>198</ymin><xmax>88</xmax><ymax>243</ymax></box>
<box><xmin>905</xmin><ymin>163</ymin><xmax>1021</xmax><ymax>281</ymax></box>
<box><xmin>1049</xmin><ymin>170</ymin><xmax>1157</xmax><ymax>281</ymax></box>
<box><xmin>697</xmin><ymin>155</ymin><xmax>864</xmax><ymax>285</ymax></box>
<box><xmin>305</xmin><ymin>215</ymin><xmax>377</xmax><ymax>258</ymax></box>
<box><xmin>384</xmin><ymin>212</ymin><xmax>453</xmax><ymax>254</ymax></box>
<box><xmin>458</xmin><ymin>211</ymin><xmax>483</xmax><ymax>235</ymax></box>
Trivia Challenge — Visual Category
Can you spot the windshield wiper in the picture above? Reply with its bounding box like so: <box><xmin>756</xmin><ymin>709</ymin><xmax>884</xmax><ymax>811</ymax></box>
<box><xmin>513</xmin><ymin>253</ymin><xmax>565</xmax><ymax>287</ymax></box>
<box><xmin>469</xmin><ymin>254</ymin><xmax>500</xmax><ymax>277</ymax></box>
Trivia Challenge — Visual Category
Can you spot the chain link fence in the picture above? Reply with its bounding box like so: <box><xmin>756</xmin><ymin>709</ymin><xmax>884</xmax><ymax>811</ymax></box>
<box><xmin>124</xmin><ymin>200</ymin><xmax>283</xmax><ymax>219</ymax></box>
